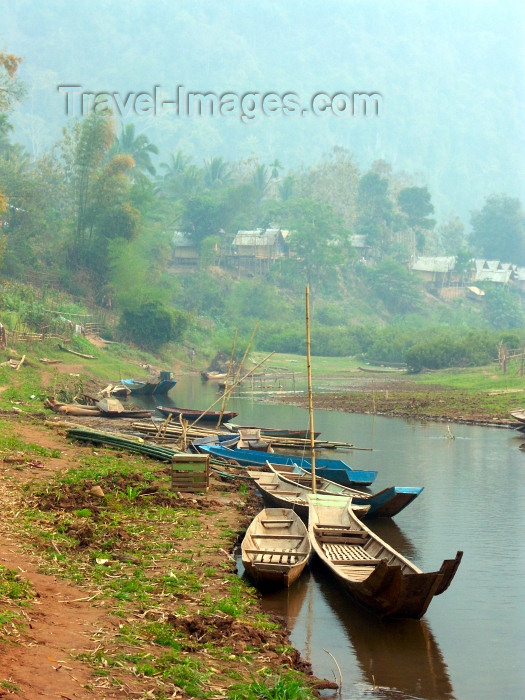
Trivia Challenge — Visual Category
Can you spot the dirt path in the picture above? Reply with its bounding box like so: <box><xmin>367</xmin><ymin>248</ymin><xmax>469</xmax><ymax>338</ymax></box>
<box><xmin>0</xmin><ymin>424</ymin><xmax>123</xmax><ymax>699</ymax></box>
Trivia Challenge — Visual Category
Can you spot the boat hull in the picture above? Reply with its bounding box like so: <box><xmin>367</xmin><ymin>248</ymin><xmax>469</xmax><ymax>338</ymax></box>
<box><xmin>121</xmin><ymin>379</ymin><xmax>177</xmax><ymax>395</ymax></box>
<box><xmin>308</xmin><ymin>493</ymin><xmax>462</xmax><ymax>619</ymax></box>
<box><xmin>156</xmin><ymin>406</ymin><xmax>239</xmax><ymax>422</ymax></box>
<box><xmin>196</xmin><ymin>445</ymin><xmax>377</xmax><ymax>486</ymax></box>
<box><xmin>241</xmin><ymin>508</ymin><xmax>311</xmax><ymax>588</ymax></box>
<box><xmin>269</xmin><ymin>465</ymin><xmax>423</xmax><ymax>518</ymax></box>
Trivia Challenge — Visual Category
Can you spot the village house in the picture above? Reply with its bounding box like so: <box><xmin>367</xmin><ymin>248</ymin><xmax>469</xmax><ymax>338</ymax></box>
<box><xmin>221</xmin><ymin>228</ymin><xmax>290</xmax><ymax>274</ymax></box>
<box><xmin>473</xmin><ymin>259</ymin><xmax>514</xmax><ymax>285</ymax></box>
<box><xmin>171</xmin><ymin>231</ymin><xmax>199</xmax><ymax>269</ymax></box>
<box><xmin>410</xmin><ymin>256</ymin><xmax>457</xmax><ymax>290</ymax></box>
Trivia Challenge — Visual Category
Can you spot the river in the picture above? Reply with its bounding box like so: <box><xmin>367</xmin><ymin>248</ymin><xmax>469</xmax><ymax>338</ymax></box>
<box><xmin>144</xmin><ymin>374</ymin><xmax>525</xmax><ymax>700</ymax></box>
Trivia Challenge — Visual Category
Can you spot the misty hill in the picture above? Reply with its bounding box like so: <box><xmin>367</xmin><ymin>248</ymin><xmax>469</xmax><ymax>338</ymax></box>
<box><xmin>1</xmin><ymin>0</ymin><xmax>523</xmax><ymax>225</ymax></box>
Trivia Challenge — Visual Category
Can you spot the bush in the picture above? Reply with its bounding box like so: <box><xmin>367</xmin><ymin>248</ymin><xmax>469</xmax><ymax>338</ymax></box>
<box><xmin>118</xmin><ymin>301</ymin><xmax>189</xmax><ymax>350</ymax></box>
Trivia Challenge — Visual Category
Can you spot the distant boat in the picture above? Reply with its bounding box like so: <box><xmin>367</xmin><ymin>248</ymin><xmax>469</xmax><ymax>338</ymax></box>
<box><xmin>358</xmin><ymin>366</ymin><xmax>405</xmax><ymax>374</ymax></box>
<box><xmin>241</xmin><ymin>508</ymin><xmax>311</xmax><ymax>588</ymax></box>
<box><xmin>190</xmin><ymin>433</ymin><xmax>240</xmax><ymax>451</ymax></box>
<box><xmin>308</xmin><ymin>493</ymin><xmax>463</xmax><ymax>619</ymax></box>
<box><xmin>156</xmin><ymin>406</ymin><xmax>239</xmax><ymax>423</ymax></box>
<box><xmin>121</xmin><ymin>371</ymin><xmax>176</xmax><ymax>395</ymax></box>
<box><xmin>201</xmin><ymin>371</ymin><xmax>228</xmax><ymax>381</ymax></box>
<box><xmin>194</xmin><ymin>445</ymin><xmax>377</xmax><ymax>486</ymax></box>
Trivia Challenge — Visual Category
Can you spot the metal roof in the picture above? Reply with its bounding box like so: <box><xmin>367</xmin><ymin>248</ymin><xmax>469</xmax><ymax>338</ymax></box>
<box><xmin>411</xmin><ymin>256</ymin><xmax>456</xmax><ymax>273</ymax></box>
<box><xmin>233</xmin><ymin>229</ymin><xmax>285</xmax><ymax>246</ymax></box>
<box><xmin>475</xmin><ymin>268</ymin><xmax>512</xmax><ymax>283</ymax></box>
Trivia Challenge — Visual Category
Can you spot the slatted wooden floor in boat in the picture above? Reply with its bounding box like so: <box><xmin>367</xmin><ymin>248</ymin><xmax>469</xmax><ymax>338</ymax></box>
<box><xmin>315</xmin><ymin>525</ymin><xmax>382</xmax><ymax>580</ymax></box>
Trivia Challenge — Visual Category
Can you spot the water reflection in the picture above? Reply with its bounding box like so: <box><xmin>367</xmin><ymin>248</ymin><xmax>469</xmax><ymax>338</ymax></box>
<box><xmin>311</xmin><ymin>561</ymin><xmax>455</xmax><ymax>700</ymax></box>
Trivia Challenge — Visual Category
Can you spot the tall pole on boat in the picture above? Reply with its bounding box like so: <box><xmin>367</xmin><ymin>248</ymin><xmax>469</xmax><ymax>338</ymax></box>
<box><xmin>305</xmin><ymin>285</ymin><xmax>316</xmax><ymax>493</ymax></box>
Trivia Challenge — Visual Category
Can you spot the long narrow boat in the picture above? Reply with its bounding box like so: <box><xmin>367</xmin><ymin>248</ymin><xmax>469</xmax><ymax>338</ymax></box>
<box><xmin>156</xmin><ymin>406</ymin><xmax>239</xmax><ymax>423</ymax></box>
<box><xmin>225</xmin><ymin>423</ymin><xmax>321</xmax><ymax>440</ymax></box>
<box><xmin>247</xmin><ymin>470</ymin><xmax>370</xmax><ymax>522</ymax></box>
<box><xmin>121</xmin><ymin>372</ymin><xmax>176</xmax><ymax>395</ymax></box>
<box><xmin>189</xmin><ymin>433</ymin><xmax>240</xmax><ymax>452</ymax></box>
<box><xmin>266</xmin><ymin>464</ymin><xmax>423</xmax><ymax>518</ymax></box>
<box><xmin>308</xmin><ymin>493</ymin><xmax>463</xmax><ymax>619</ymax></box>
<box><xmin>241</xmin><ymin>508</ymin><xmax>311</xmax><ymax>588</ymax></box>
<box><xmin>195</xmin><ymin>444</ymin><xmax>377</xmax><ymax>486</ymax></box>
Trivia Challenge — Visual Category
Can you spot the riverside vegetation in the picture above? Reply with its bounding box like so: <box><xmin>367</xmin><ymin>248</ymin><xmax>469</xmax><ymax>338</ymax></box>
<box><xmin>1</xmin><ymin>317</ymin><xmax>524</xmax><ymax>697</ymax></box>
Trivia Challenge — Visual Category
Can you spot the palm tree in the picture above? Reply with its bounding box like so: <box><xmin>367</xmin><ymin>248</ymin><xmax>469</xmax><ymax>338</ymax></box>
<box><xmin>252</xmin><ymin>163</ymin><xmax>271</xmax><ymax>194</ymax></box>
<box><xmin>156</xmin><ymin>151</ymin><xmax>203</xmax><ymax>199</ymax></box>
<box><xmin>112</xmin><ymin>123</ymin><xmax>158</xmax><ymax>178</ymax></box>
<box><xmin>269</xmin><ymin>158</ymin><xmax>283</xmax><ymax>180</ymax></box>
<box><xmin>203</xmin><ymin>156</ymin><xmax>231</xmax><ymax>189</ymax></box>
<box><xmin>279</xmin><ymin>175</ymin><xmax>294</xmax><ymax>201</ymax></box>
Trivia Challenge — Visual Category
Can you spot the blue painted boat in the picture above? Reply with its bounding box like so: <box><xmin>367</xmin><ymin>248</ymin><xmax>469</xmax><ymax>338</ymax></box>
<box><xmin>121</xmin><ymin>371</ymin><xmax>176</xmax><ymax>395</ymax></box>
<box><xmin>195</xmin><ymin>445</ymin><xmax>377</xmax><ymax>486</ymax></box>
<box><xmin>268</xmin><ymin>464</ymin><xmax>423</xmax><ymax>518</ymax></box>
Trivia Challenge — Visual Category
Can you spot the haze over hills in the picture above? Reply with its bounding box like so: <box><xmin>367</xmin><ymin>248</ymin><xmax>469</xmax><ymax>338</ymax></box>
<box><xmin>1</xmin><ymin>0</ymin><xmax>523</xmax><ymax>227</ymax></box>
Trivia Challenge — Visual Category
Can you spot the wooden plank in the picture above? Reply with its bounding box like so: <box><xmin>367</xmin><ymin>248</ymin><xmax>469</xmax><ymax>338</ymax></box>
<box><xmin>252</xmin><ymin>533</ymin><xmax>305</xmax><ymax>540</ymax></box>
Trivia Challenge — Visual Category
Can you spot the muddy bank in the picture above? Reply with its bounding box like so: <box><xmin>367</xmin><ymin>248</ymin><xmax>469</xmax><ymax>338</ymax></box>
<box><xmin>272</xmin><ymin>376</ymin><xmax>520</xmax><ymax>428</ymax></box>
<box><xmin>0</xmin><ymin>414</ymin><xmax>333</xmax><ymax>698</ymax></box>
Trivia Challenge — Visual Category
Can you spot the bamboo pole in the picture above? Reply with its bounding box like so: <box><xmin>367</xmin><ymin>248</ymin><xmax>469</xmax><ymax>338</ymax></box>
<box><xmin>218</xmin><ymin>323</ymin><xmax>258</xmax><ymax>427</ymax></box>
<box><xmin>185</xmin><ymin>351</ymin><xmax>275</xmax><ymax>430</ymax></box>
<box><xmin>305</xmin><ymin>285</ymin><xmax>316</xmax><ymax>493</ymax></box>
<box><xmin>218</xmin><ymin>329</ymin><xmax>237</xmax><ymax>423</ymax></box>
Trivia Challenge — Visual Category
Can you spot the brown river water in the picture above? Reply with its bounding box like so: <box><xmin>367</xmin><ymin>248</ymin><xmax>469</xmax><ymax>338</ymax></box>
<box><xmin>143</xmin><ymin>375</ymin><xmax>525</xmax><ymax>700</ymax></box>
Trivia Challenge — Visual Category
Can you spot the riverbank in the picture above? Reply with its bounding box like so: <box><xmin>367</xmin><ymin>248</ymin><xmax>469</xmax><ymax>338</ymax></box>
<box><xmin>0</xmin><ymin>411</ymin><xmax>332</xmax><ymax>698</ymax></box>
<box><xmin>268</xmin><ymin>372</ymin><xmax>523</xmax><ymax>427</ymax></box>
<box><xmin>1</xmin><ymin>342</ymin><xmax>523</xmax><ymax>697</ymax></box>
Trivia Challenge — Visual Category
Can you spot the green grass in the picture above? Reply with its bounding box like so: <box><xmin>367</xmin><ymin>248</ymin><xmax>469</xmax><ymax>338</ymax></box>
<box><xmin>228</xmin><ymin>672</ymin><xmax>317</xmax><ymax>700</ymax></box>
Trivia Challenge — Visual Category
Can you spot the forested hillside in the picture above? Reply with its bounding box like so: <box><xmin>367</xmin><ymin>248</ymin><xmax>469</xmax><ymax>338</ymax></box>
<box><xmin>1</xmin><ymin>2</ymin><xmax>524</xmax><ymax>371</ymax></box>
<box><xmin>1</xmin><ymin>0</ymin><xmax>523</xmax><ymax>222</ymax></box>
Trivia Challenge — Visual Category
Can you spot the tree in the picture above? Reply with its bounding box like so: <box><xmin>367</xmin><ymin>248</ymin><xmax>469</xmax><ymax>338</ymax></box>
<box><xmin>203</xmin><ymin>156</ymin><xmax>231</xmax><ymax>189</ymax></box>
<box><xmin>0</xmin><ymin>52</ymin><xmax>25</xmax><ymax>112</ymax></box>
<box><xmin>470</xmin><ymin>195</ymin><xmax>525</xmax><ymax>265</ymax></box>
<box><xmin>356</xmin><ymin>171</ymin><xmax>394</xmax><ymax>250</ymax></box>
<box><xmin>296</xmin><ymin>146</ymin><xmax>360</xmax><ymax>230</ymax></box>
<box><xmin>111</xmin><ymin>122</ymin><xmax>159</xmax><ymax>178</ymax></box>
<box><xmin>436</xmin><ymin>215</ymin><xmax>465</xmax><ymax>255</ymax></box>
<box><xmin>366</xmin><ymin>257</ymin><xmax>423</xmax><ymax>314</ymax></box>
<box><xmin>119</xmin><ymin>300</ymin><xmax>188</xmax><ymax>350</ymax></box>
<box><xmin>282</xmin><ymin>198</ymin><xmax>349</xmax><ymax>302</ymax></box>
<box><xmin>65</xmin><ymin>113</ymin><xmax>116</xmax><ymax>247</ymax></box>
<box><xmin>397</xmin><ymin>186</ymin><xmax>435</xmax><ymax>252</ymax></box>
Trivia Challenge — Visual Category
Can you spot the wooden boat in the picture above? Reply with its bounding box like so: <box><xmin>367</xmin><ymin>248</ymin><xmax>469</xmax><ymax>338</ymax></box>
<box><xmin>267</xmin><ymin>463</ymin><xmax>423</xmax><ymax>518</ymax></box>
<box><xmin>201</xmin><ymin>370</ymin><xmax>228</xmax><ymax>381</ymax></box>
<box><xmin>195</xmin><ymin>444</ymin><xmax>377</xmax><ymax>486</ymax></box>
<box><xmin>509</xmin><ymin>409</ymin><xmax>525</xmax><ymax>425</ymax></box>
<box><xmin>247</xmin><ymin>470</ymin><xmax>370</xmax><ymax>522</ymax></box>
<box><xmin>241</xmin><ymin>507</ymin><xmax>311</xmax><ymax>588</ymax></box>
<box><xmin>96</xmin><ymin>398</ymin><xmax>152</xmax><ymax>419</ymax></box>
<box><xmin>190</xmin><ymin>433</ymin><xmax>240</xmax><ymax>451</ymax></box>
<box><xmin>308</xmin><ymin>493</ymin><xmax>463</xmax><ymax>619</ymax></box>
<box><xmin>121</xmin><ymin>371</ymin><xmax>176</xmax><ymax>395</ymax></box>
<box><xmin>358</xmin><ymin>366</ymin><xmax>405</xmax><ymax>374</ymax></box>
<box><xmin>236</xmin><ymin>428</ymin><xmax>271</xmax><ymax>451</ymax></box>
<box><xmin>156</xmin><ymin>406</ymin><xmax>239</xmax><ymax>423</ymax></box>
<box><xmin>225</xmin><ymin>423</ymin><xmax>321</xmax><ymax>440</ymax></box>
